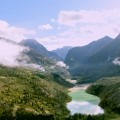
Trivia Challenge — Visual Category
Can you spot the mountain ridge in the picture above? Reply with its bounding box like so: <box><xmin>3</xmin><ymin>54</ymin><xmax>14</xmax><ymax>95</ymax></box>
<box><xmin>20</xmin><ymin>39</ymin><xmax>63</xmax><ymax>61</ymax></box>
<box><xmin>52</xmin><ymin>46</ymin><xmax>72</xmax><ymax>59</ymax></box>
<box><xmin>65</xmin><ymin>36</ymin><xmax>113</xmax><ymax>72</ymax></box>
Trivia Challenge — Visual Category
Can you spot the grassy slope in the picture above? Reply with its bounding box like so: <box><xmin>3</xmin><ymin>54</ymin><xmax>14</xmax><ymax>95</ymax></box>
<box><xmin>0</xmin><ymin>65</ymin><xmax>72</xmax><ymax>120</ymax></box>
<box><xmin>27</xmin><ymin>50</ymin><xmax>71</xmax><ymax>80</ymax></box>
<box><xmin>87</xmin><ymin>77</ymin><xmax>120</xmax><ymax>120</ymax></box>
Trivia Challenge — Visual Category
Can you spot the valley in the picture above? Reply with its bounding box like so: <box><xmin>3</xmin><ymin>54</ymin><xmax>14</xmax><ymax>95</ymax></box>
<box><xmin>1</xmin><ymin>34</ymin><xmax>120</xmax><ymax>120</ymax></box>
<box><xmin>1</xmin><ymin>1</ymin><xmax>120</xmax><ymax>120</ymax></box>
<box><xmin>0</xmin><ymin>36</ymin><xmax>120</xmax><ymax>120</ymax></box>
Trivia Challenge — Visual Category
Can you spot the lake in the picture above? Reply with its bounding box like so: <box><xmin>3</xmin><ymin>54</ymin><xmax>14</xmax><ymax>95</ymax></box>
<box><xmin>67</xmin><ymin>85</ymin><xmax>104</xmax><ymax>115</ymax></box>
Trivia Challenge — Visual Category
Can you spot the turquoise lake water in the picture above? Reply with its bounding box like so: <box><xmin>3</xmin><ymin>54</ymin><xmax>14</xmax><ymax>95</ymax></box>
<box><xmin>67</xmin><ymin>88</ymin><xmax>104</xmax><ymax>115</ymax></box>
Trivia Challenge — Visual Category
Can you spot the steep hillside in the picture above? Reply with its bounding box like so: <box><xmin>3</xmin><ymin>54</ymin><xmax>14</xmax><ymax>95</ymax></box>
<box><xmin>77</xmin><ymin>34</ymin><xmax>120</xmax><ymax>83</ymax></box>
<box><xmin>52</xmin><ymin>46</ymin><xmax>72</xmax><ymax>59</ymax></box>
<box><xmin>87</xmin><ymin>77</ymin><xmax>120</xmax><ymax>114</ymax></box>
<box><xmin>0</xmin><ymin>65</ymin><xmax>72</xmax><ymax>120</ymax></box>
<box><xmin>20</xmin><ymin>39</ymin><xmax>62</xmax><ymax>61</ymax></box>
<box><xmin>65</xmin><ymin>36</ymin><xmax>113</xmax><ymax>76</ymax></box>
<box><xmin>65</xmin><ymin>36</ymin><xmax>113</xmax><ymax>71</ymax></box>
<box><xmin>0</xmin><ymin>37</ymin><xmax>71</xmax><ymax>80</ymax></box>
<box><xmin>77</xmin><ymin>63</ymin><xmax>120</xmax><ymax>83</ymax></box>
<box><xmin>25</xmin><ymin>49</ymin><xmax>71</xmax><ymax>79</ymax></box>
<box><xmin>88</xmin><ymin>34</ymin><xmax>120</xmax><ymax>63</ymax></box>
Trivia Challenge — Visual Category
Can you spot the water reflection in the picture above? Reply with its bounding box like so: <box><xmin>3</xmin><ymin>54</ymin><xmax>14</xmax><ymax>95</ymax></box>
<box><xmin>67</xmin><ymin>101</ymin><xmax>104</xmax><ymax>115</ymax></box>
<box><xmin>67</xmin><ymin>87</ymin><xmax>104</xmax><ymax>115</ymax></box>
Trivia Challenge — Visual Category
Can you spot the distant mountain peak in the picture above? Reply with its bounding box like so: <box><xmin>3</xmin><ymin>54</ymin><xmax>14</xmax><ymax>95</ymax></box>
<box><xmin>104</xmin><ymin>36</ymin><xmax>112</xmax><ymax>39</ymax></box>
<box><xmin>21</xmin><ymin>39</ymin><xmax>44</xmax><ymax>47</ymax></box>
<box><xmin>20</xmin><ymin>39</ymin><xmax>63</xmax><ymax>61</ymax></box>
<box><xmin>20</xmin><ymin>39</ymin><xmax>47</xmax><ymax>51</ymax></box>
<box><xmin>22</xmin><ymin>39</ymin><xmax>38</xmax><ymax>43</ymax></box>
<box><xmin>52</xmin><ymin>46</ymin><xmax>72</xmax><ymax>59</ymax></box>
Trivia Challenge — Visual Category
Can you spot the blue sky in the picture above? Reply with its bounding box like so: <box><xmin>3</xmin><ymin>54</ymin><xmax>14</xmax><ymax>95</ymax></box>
<box><xmin>0</xmin><ymin>0</ymin><xmax>120</xmax><ymax>50</ymax></box>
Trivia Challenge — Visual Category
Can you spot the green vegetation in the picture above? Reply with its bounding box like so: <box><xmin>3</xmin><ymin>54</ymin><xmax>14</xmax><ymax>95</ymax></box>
<box><xmin>75</xmin><ymin>63</ymin><xmax>120</xmax><ymax>83</ymax></box>
<box><xmin>66</xmin><ymin>113</ymin><xmax>120</xmax><ymax>120</ymax></box>
<box><xmin>27</xmin><ymin>49</ymin><xmax>71</xmax><ymax>80</ymax></box>
<box><xmin>64</xmin><ymin>77</ymin><xmax>120</xmax><ymax>120</ymax></box>
<box><xmin>0</xmin><ymin>65</ymin><xmax>73</xmax><ymax>120</ymax></box>
<box><xmin>86</xmin><ymin>76</ymin><xmax>120</xmax><ymax>119</ymax></box>
<box><xmin>66</xmin><ymin>114</ymin><xmax>105</xmax><ymax>120</ymax></box>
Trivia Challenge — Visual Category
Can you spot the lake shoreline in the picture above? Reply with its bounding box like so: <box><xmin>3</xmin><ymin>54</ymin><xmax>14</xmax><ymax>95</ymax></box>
<box><xmin>67</xmin><ymin>83</ymin><xmax>104</xmax><ymax>115</ymax></box>
<box><xmin>68</xmin><ymin>84</ymin><xmax>91</xmax><ymax>92</ymax></box>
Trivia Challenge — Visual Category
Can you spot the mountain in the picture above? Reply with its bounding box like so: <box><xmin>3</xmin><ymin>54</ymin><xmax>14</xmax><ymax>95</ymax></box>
<box><xmin>52</xmin><ymin>46</ymin><xmax>72</xmax><ymax>59</ymax></box>
<box><xmin>84</xmin><ymin>34</ymin><xmax>120</xmax><ymax>82</ymax></box>
<box><xmin>65</xmin><ymin>36</ymin><xmax>113</xmax><ymax>72</ymax></box>
<box><xmin>77</xmin><ymin>34</ymin><xmax>120</xmax><ymax>83</ymax></box>
<box><xmin>88</xmin><ymin>34</ymin><xmax>120</xmax><ymax>63</ymax></box>
<box><xmin>20</xmin><ymin>39</ymin><xmax>72</xmax><ymax>79</ymax></box>
<box><xmin>20</xmin><ymin>39</ymin><xmax>63</xmax><ymax>61</ymax></box>
<box><xmin>65</xmin><ymin>34</ymin><xmax>120</xmax><ymax>83</ymax></box>
<box><xmin>0</xmin><ymin>37</ymin><xmax>71</xmax><ymax>79</ymax></box>
<box><xmin>0</xmin><ymin>38</ymin><xmax>73</xmax><ymax>119</ymax></box>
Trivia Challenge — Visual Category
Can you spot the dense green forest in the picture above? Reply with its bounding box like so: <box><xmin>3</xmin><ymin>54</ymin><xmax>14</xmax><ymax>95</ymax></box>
<box><xmin>0</xmin><ymin>65</ymin><xmax>73</xmax><ymax>120</ymax></box>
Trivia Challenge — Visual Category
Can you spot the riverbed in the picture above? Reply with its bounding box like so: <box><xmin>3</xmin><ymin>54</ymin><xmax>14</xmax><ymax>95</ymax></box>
<box><xmin>67</xmin><ymin>85</ymin><xmax>104</xmax><ymax>115</ymax></box>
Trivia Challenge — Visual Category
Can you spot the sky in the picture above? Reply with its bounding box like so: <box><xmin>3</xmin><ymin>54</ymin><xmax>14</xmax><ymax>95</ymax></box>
<box><xmin>0</xmin><ymin>0</ymin><xmax>120</xmax><ymax>50</ymax></box>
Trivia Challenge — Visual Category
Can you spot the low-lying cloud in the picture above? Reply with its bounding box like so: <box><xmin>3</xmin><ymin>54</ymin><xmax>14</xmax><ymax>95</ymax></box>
<box><xmin>22</xmin><ymin>63</ymin><xmax>45</xmax><ymax>71</ymax></box>
<box><xmin>0</xmin><ymin>38</ymin><xmax>29</xmax><ymax>66</ymax></box>
<box><xmin>0</xmin><ymin>38</ymin><xmax>45</xmax><ymax>72</ymax></box>
<box><xmin>56</xmin><ymin>61</ymin><xmax>69</xmax><ymax>69</ymax></box>
<box><xmin>113</xmin><ymin>57</ymin><xmax>120</xmax><ymax>65</ymax></box>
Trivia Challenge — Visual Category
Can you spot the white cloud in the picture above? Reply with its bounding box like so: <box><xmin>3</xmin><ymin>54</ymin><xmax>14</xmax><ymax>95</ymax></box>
<box><xmin>113</xmin><ymin>57</ymin><xmax>120</xmax><ymax>65</ymax></box>
<box><xmin>22</xmin><ymin>63</ymin><xmax>45</xmax><ymax>71</ymax></box>
<box><xmin>38</xmin><ymin>24</ymin><xmax>53</xmax><ymax>30</ymax></box>
<box><xmin>0</xmin><ymin>38</ymin><xmax>45</xmax><ymax>72</ymax></box>
<box><xmin>56</xmin><ymin>61</ymin><xmax>67</xmax><ymax>68</ymax></box>
<box><xmin>0</xmin><ymin>38</ymin><xmax>28</xmax><ymax>66</ymax></box>
<box><xmin>57</xmin><ymin>9</ymin><xmax>120</xmax><ymax>27</ymax></box>
<box><xmin>0</xmin><ymin>20</ymin><xmax>36</xmax><ymax>42</ymax></box>
<box><xmin>0</xmin><ymin>9</ymin><xmax>120</xmax><ymax>52</ymax></box>
<box><xmin>67</xmin><ymin>101</ymin><xmax>104</xmax><ymax>115</ymax></box>
<box><xmin>37</xmin><ymin>8</ymin><xmax>120</xmax><ymax>50</ymax></box>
